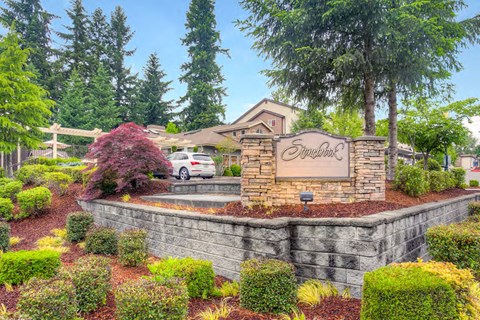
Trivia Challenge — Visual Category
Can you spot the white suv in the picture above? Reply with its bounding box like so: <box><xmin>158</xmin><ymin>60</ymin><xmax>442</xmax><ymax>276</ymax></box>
<box><xmin>167</xmin><ymin>152</ymin><xmax>216</xmax><ymax>180</ymax></box>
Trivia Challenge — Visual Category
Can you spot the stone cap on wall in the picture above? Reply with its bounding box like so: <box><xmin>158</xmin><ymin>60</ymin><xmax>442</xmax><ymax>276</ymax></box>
<box><xmin>240</xmin><ymin>134</ymin><xmax>275</xmax><ymax>141</ymax></box>
<box><xmin>80</xmin><ymin>193</ymin><xmax>478</xmax><ymax>229</ymax></box>
<box><xmin>274</xmin><ymin>129</ymin><xmax>352</xmax><ymax>142</ymax></box>
<box><xmin>352</xmin><ymin>136</ymin><xmax>387</xmax><ymax>142</ymax></box>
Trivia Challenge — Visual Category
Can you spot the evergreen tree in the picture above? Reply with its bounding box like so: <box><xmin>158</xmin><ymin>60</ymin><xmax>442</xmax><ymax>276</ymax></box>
<box><xmin>0</xmin><ymin>30</ymin><xmax>54</xmax><ymax>177</ymax></box>
<box><xmin>0</xmin><ymin>0</ymin><xmax>56</xmax><ymax>97</ymax></box>
<box><xmin>88</xmin><ymin>64</ymin><xmax>121</xmax><ymax>131</ymax></box>
<box><xmin>57</xmin><ymin>69</ymin><xmax>91</xmax><ymax>144</ymax></box>
<box><xmin>138</xmin><ymin>53</ymin><xmax>174</xmax><ymax>126</ymax></box>
<box><xmin>179</xmin><ymin>0</ymin><xmax>228</xmax><ymax>131</ymax></box>
<box><xmin>108</xmin><ymin>6</ymin><xmax>136</xmax><ymax>121</ymax></box>
<box><xmin>89</xmin><ymin>8</ymin><xmax>110</xmax><ymax>72</ymax></box>
<box><xmin>57</xmin><ymin>0</ymin><xmax>91</xmax><ymax>79</ymax></box>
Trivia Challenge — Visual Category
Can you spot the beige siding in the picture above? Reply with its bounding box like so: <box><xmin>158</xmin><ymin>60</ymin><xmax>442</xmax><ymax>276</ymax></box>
<box><xmin>235</xmin><ymin>100</ymin><xmax>299</xmax><ymax>133</ymax></box>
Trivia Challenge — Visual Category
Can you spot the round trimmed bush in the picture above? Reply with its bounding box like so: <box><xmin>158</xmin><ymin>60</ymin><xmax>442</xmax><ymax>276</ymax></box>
<box><xmin>393</xmin><ymin>165</ymin><xmax>429</xmax><ymax>197</ymax></box>
<box><xmin>223</xmin><ymin>168</ymin><xmax>233</xmax><ymax>177</ymax></box>
<box><xmin>0</xmin><ymin>222</ymin><xmax>10</xmax><ymax>252</ymax></box>
<box><xmin>54</xmin><ymin>165</ymin><xmax>88</xmax><ymax>183</ymax></box>
<box><xmin>16</xmin><ymin>187</ymin><xmax>52</xmax><ymax>217</ymax></box>
<box><xmin>15</xmin><ymin>164</ymin><xmax>52</xmax><ymax>185</ymax></box>
<box><xmin>361</xmin><ymin>266</ymin><xmax>458</xmax><ymax>319</ymax></box>
<box><xmin>230</xmin><ymin>164</ymin><xmax>241</xmax><ymax>177</ymax></box>
<box><xmin>43</xmin><ymin>172</ymin><xmax>73</xmax><ymax>196</ymax></box>
<box><xmin>17</xmin><ymin>277</ymin><xmax>78</xmax><ymax>320</ymax></box>
<box><xmin>85</xmin><ymin>227</ymin><xmax>118</xmax><ymax>255</ymax></box>
<box><xmin>240</xmin><ymin>258</ymin><xmax>297</xmax><ymax>314</ymax></box>
<box><xmin>0</xmin><ymin>180</ymin><xmax>23</xmax><ymax>200</ymax></box>
<box><xmin>66</xmin><ymin>211</ymin><xmax>94</xmax><ymax>242</ymax></box>
<box><xmin>63</xmin><ymin>255</ymin><xmax>111</xmax><ymax>312</ymax></box>
<box><xmin>450</xmin><ymin>168</ymin><xmax>466</xmax><ymax>187</ymax></box>
<box><xmin>0</xmin><ymin>198</ymin><xmax>14</xmax><ymax>221</ymax></box>
<box><xmin>118</xmin><ymin>229</ymin><xmax>148</xmax><ymax>267</ymax></box>
<box><xmin>470</xmin><ymin>180</ymin><xmax>479</xmax><ymax>187</ymax></box>
<box><xmin>115</xmin><ymin>278</ymin><xmax>189</xmax><ymax>320</ymax></box>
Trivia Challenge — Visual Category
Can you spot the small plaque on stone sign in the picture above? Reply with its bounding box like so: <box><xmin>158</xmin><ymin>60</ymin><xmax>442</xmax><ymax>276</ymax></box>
<box><xmin>275</xmin><ymin>131</ymin><xmax>350</xmax><ymax>179</ymax></box>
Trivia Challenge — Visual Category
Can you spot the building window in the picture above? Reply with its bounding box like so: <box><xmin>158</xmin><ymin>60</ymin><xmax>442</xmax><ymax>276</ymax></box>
<box><xmin>256</xmin><ymin>129</ymin><xmax>263</xmax><ymax>134</ymax></box>
<box><xmin>232</xmin><ymin>131</ymin><xmax>237</xmax><ymax>137</ymax></box>
<box><xmin>268</xmin><ymin>119</ymin><xmax>276</xmax><ymax>127</ymax></box>
<box><xmin>241</xmin><ymin>130</ymin><xmax>246</xmax><ymax>135</ymax></box>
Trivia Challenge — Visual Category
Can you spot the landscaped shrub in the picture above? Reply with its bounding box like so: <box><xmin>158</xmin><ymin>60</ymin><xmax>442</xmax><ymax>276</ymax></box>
<box><xmin>0</xmin><ymin>198</ymin><xmax>14</xmax><ymax>221</ymax></box>
<box><xmin>223</xmin><ymin>168</ymin><xmax>233</xmax><ymax>177</ymax></box>
<box><xmin>0</xmin><ymin>250</ymin><xmax>61</xmax><ymax>284</ymax></box>
<box><xmin>393</xmin><ymin>165</ymin><xmax>429</xmax><ymax>197</ymax></box>
<box><xmin>361</xmin><ymin>265</ymin><xmax>458</xmax><ymax>320</ymax></box>
<box><xmin>428</xmin><ymin>171</ymin><xmax>456</xmax><ymax>192</ymax></box>
<box><xmin>62</xmin><ymin>255</ymin><xmax>111</xmax><ymax>312</ymax></box>
<box><xmin>82</xmin><ymin>166</ymin><xmax>97</xmax><ymax>187</ymax></box>
<box><xmin>28</xmin><ymin>156</ymin><xmax>82</xmax><ymax>166</ymax></box>
<box><xmin>17</xmin><ymin>277</ymin><xmax>78</xmax><ymax>320</ymax></box>
<box><xmin>426</xmin><ymin>221</ymin><xmax>480</xmax><ymax>275</ymax></box>
<box><xmin>85</xmin><ymin>227</ymin><xmax>118</xmax><ymax>255</ymax></box>
<box><xmin>394</xmin><ymin>260</ymin><xmax>480</xmax><ymax>319</ymax></box>
<box><xmin>470</xmin><ymin>179</ymin><xmax>479</xmax><ymax>187</ymax></box>
<box><xmin>0</xmin><ymin>222</ymin><xmax>10</xmax><ymax>252</ymax></box>
<box><xmin>83</xmin><ymin>123</ymin><xmax>172</xmax><ymax>200</ymax></box>
<box><xmin>43</xmin><ymin>172</ymin><xmax>73</xmax><ymax>195</ymax></box>
<box><xmin>0</xmin><ymin>177</ymin><xmax>13</xmax><ymax>186</ymax></box>
<box><xmin>118</xmin><ymin>229</ymin><xmax>148</xmax><ymax>267</ymax></box>
<box><xmin>240</xmin><ymin>258</ymin><xmax>297</xmax><ymax>314</ymax></box>
<box><xmin>450</xmin><ymin>167</ymin><xmax>466</xmax><ymax>187</ymax></box>
<box><xmin>0</xmin><ymin>180</ymin><xmax>23</xmax><ymax>200</ymax></box>
<box><xmin>230</xmin><ymin>164</ymin><xmax>241</xmax><ymax>177</ymax></box>
<box><xmin>54</xmin><ymin>165</ymin><xmax>88</xmax><ymax>183</ymax></box>
<box><xmin>66</xmin><ymin>211</ymin><xmax>94</xmax><ymax>242</ymax></box>
<box><xmin>468</xmin><ymin>202</ymin><xmax>480</xmax><ymax>216</ymax></box>
<box><xmin>16</xmin><ymin>186</ymin><xmax>52</xmax><ymax>217</ymax></box>
<box><xmin>415</xmin><ymin>158</ymin><xmax>442</xmax><ymax>171</ymax></box>
<box><xmin>115</xmin><ymin>278</ymin><xmax>189</xmax><ymax>320</ymax></box>
<box><xmin>14</xmin><ymin>164</ymin><xmax>52</xmax><ymax>185</ymax></box>
<box><xmin>148</xmin><ymin>257</ymin><xmax>215</xmax><ymax>298</ymax></box>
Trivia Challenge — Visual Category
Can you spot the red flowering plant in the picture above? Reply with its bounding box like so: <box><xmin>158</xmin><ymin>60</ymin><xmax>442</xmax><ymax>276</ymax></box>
<box><xmin>82</xmin><ymin>123</ymin><xmax>172</xmax><ymax>200</ymax></box>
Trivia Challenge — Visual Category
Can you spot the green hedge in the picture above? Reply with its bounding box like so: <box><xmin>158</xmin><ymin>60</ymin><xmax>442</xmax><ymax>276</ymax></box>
<box><xmin>230</xmin><ymin>164</ymin><xmax>241</xmax><ymax>177</ymax></box>
<box><xmin>240</xmin><ymin>258</ymin><xmax>297</xmax><ymax>314</ymax></box>
<box><xmin>0</xmin><ymin>250</ymin><xmax>61</xmax><ymax>285</ymax></box>
<box><xmin>62</xmin><ymin>255</ymin><xmax>111</xmax><ymax>312</ymax></box>
<box><xmin>470</xmin><ymin>180</ymin><xmax>479</xmax><ymax>187</ymax></box>
<box><xmin>428</xmin><ymin>171</ymin><xmax>455</xmax><ymax>192</ymax></box>
<box><xmin>16</xmin><ymin>187</ymin><xmax>52</xmax><ymax>217</ymax></box>
<box><xmin>54</xmin><ymin>165</ymin><xmax>88</xmax><ymax>183</ymax></box>
<box><xmin>118</xmin><ymin>229</ymin><xmax>148</xmax><ymax>267</ymax></box>
<box><xmin>17</xmin><ymin>277</ymin><xmax>78</xmax><ymax>320</ymax></box>
<box><xmin>0</xmin><ymin>198</ymin><xmax>14</xmax><ymax>221</ymax></box>
<box><xmin>426</xmin><ymin>221</ymin><xmax>480</xmax><ymax>274</ymax></box>
<box><xmin>393</xmin><ymin>165</ymin><xmax>429</xmax><ymax>196</ymax></box>
<box><xmin>450</xmin><ymin>168</ymin><xmax>466</xmax><ymax>187</ymax></box>
<box><xmin>27</xmin><ymin>157</ymin><xmax>82</xmax><ymax>166</ymax></box>
<box><xmin>115</xmin><ymin>278</ymin><xmax>189</xmax><ymax>320</ymax></box>
<box><xmin>148</xmin><ymin>257</ymin><xmax>215</xmax><ymax>298</ymax></box>
<box><xmin>85</xmin><ymin>227</ymin><xmax>118</xmax><ymax>255</ymax></box>
<box><xmin>66</xmin><ymin>211</ymin><xmax>94</xmax><ymax>242</ymax></box>
<box><xmin>0</xmin><ymin>222</ymin><xmax>10</xmax><ymax>252</ymax></box>
<box><xmin>43</xmin><ymin>172</ymin><xmax>73</xmax><ymax>196</ymax></box>
<box><xmin>223</xmin><ymin>168</ymin><xmax>233</xmax><ymax>177</ymax></box>
<box><xmin>0</xmin><ymin>180</ymin><xmax>23</xmax><ymax>200</ymax></box>
<box><xmin>361</xmin><ymin>266</ymin><xmax>458</xmax><ymax>320</ymax></box>
<box><xmin>15</xmin><ymin>164</ymin><xmax>52</xmax><ymax>185</ymax></box>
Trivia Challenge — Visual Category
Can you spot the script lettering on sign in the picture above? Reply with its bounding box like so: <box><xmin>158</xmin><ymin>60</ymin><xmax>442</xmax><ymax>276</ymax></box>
<box><xmin>275</xmin><ymin>132</ymin><xmax>350</xmax><ymax>179</ymax></box>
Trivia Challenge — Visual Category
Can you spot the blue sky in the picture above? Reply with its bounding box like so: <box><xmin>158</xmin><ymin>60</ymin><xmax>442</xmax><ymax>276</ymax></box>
<box><xmin>23</xmin><ymin>0</ymin><xmax>480</xmax><ymax>131</ymax></box>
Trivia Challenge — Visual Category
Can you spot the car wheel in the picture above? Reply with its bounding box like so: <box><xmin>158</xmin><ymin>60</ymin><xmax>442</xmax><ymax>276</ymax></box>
<box><xmin>179</xmin><ymin>168</ymin><xmax>190</xmax><ymax>181</ymax></box>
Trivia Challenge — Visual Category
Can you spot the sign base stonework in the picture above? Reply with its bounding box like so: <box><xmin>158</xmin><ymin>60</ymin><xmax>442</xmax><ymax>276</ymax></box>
<box><xmin>240</xmin><ymin>130</ymin><xmax>386</xmax><ymax>206</ymax></box>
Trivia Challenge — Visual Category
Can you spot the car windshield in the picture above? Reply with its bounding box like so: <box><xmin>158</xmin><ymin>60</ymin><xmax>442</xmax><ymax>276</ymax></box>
<box><xmin>193</xmin><ymin>154</ymin><xmax>212</xmax><ymax>161</ymax></box>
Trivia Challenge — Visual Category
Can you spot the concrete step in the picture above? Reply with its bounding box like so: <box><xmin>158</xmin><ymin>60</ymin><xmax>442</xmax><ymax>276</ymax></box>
<box><xmin>141</xmin><ymin>194</ymin><xmax>240</xmax><ymax>208</ymax></box>
<box><xmin>168</xmin><ymin>178</ymin><xmax>241</xmax><ymax>195</ymax></box>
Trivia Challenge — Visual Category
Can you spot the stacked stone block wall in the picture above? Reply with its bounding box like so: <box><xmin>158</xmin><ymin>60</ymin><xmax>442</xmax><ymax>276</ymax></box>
<box><xmin>240</xmin><ymin>134</ymin><xmax>385</xmax><ymax>206</ymax></box>
<box><xmin>79</xmin><ymin>193</ymin><xmax>478</xmax><ymax>297</ymax></box>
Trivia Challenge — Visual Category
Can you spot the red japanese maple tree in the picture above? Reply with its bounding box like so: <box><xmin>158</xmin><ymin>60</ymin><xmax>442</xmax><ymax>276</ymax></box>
<box><xmin>83</xmin><ymin>123</ymin><xmax>171</xmax><ymax>200</ymax></box>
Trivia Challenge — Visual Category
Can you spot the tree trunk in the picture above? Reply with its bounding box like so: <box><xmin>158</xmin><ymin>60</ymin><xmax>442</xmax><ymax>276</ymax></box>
<box><xmin>5</xmin><ymin>153</ymin><xmax>13</xmax><ymax>178</ymax></box>
<box><xmin>364</xmin><ymin>73</ymin><xmax>376</xmax><ymax>135</ymax></box>
<box><xmin>424</xmin><ymin>153</ymin><xmax>429</xmax><ymax>171</ymax></box>
<box><xmin>387</xmin><ymin>83</ymin><xmax>398</xmax><ymax>180</ymax></box>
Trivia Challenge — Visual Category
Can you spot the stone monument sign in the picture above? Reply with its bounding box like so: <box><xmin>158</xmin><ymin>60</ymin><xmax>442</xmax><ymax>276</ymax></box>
<box><xmin>275</xmin><ymin>132</ymin><xmax>350</xmax><ymax>179</ymax></box>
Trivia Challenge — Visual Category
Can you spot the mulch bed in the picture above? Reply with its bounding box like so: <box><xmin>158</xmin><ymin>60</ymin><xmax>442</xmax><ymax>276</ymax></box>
<box><xmin>1</xmin><ymin>183</ymin><xmax>361</xmax><ymax>320</ymax></box>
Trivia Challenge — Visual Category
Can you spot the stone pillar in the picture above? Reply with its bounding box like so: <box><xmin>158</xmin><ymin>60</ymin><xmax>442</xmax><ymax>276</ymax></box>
<box><xmin>353</xmin><ymin>136</ymin><xmax>386</xmax><ymax>201</ymax></box>
<box><xmin>240</xmin><ymin>134</ymin><xmax>275</xmax><ymax>207</ymax></box>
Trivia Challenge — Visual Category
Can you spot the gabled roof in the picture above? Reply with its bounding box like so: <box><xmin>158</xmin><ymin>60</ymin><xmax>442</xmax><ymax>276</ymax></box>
<box><xmin>212</xmin><ymin>120</ymin><xmax>273</xmax><ymax>134</ymax></box>
<box><xmin>232</xmin><ymin>98</ymin><xmax>300</xmax><ymax>124</ymax></box>
<box><xmin>246</xmin><ymin>109</ymin><xmax>287</xmax><ymax>123</ymax></box>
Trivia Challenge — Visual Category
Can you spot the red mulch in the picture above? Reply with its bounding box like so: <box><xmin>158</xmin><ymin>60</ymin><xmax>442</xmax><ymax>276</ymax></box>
<box><xmin>0</xmin><ymin>183</ymin><xmax>362</xmax><ymax>320</ymax></box>
<box><xmin>103</xmin><ymin>179</ymin><xmax>170</xmax><ymax>202</ymax></box>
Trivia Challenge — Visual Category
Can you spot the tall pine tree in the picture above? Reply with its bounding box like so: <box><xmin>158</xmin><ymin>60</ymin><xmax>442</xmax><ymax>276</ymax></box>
<box><xmin>179</xmin><ymin>0</ymin><xmax>228</xmax><ymax>131</ymax></box>
<box><xmin>89</xmin><ymin>8</ymin><xmax>110</xmax><ymax>73</ymax></box>
<box><xmin>138</xmin><ymin>53</ymin><xmax>174</xmax><ymax>126</ymax></box>
<box><xmin>0</xmin><ymin>0</ymin><xmax>56</xmax><ymax>97</ymax></box>
<box><xmin>88</xmin><ymin>64</ymin><xmax>121</xmax><ymax>131</ymax></box>
<box><xmin>57</xmin><ymin>0</ymin><xmax>91</xmax><ymax>80</ymax></box>
<box><xmin>108</xmin><ymin>6</ymin><xmax>137</xmax><ymax>122</ymax></box>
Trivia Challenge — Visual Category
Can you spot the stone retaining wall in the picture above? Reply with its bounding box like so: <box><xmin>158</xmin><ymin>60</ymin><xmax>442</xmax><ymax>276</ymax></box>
<box><xmin>79</xmin><ymin>193</ymin><xmax>479</xmax><ymax>297</ymax></box>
